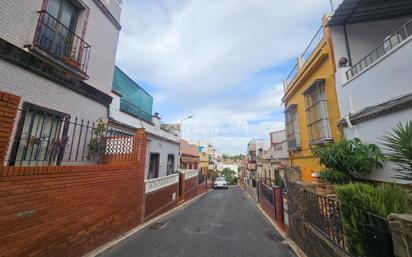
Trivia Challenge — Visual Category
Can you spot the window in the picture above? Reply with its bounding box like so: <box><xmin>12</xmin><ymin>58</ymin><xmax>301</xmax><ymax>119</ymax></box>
<box><xmin>166</xmin><ymin>154</ymin><xmax>175</xmax><ymax>175</ymax></box>
<box><xmin>148</xmin><ymin>153</ymin><xmax>160</xmax><ymax>179</ymax></box>
<box><xmin>9</xmin><ymin>103</ymin><xmax>70</xmax><ymax>166</ymax></box>
<box><xmin>285</xmin><ymin>104</ymin><xmax>300</xmax><ymax>149</ymax></box>
<box><xmin>304</xmin><ymin>80</ymin><xmax>332</xmax><ymax>145</ymax></box>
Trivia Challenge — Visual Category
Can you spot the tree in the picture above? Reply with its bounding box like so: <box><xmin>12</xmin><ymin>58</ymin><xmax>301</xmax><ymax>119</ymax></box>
<box><xmin>312</xmin><ymin>138</ymin><xmax>385</xmax><ymax>183</ymax></box>
<box><xmin>381</xmin><ymin>121</ymin><xmax>412</xmax><ymax>181</ymax></box>
<box><xmin>221</xmin><ymin>168</ymin><xmax>238</xmax><ymax>184</ymax></box>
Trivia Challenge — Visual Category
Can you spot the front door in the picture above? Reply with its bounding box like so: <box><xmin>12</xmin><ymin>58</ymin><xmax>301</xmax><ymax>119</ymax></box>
<box><xmin>148</xmin><ymin>153</ymin><xmax>160</xmax><ymax>179</ymax></box>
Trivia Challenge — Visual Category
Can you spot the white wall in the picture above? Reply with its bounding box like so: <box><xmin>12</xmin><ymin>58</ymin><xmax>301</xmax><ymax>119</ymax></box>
<box><xmin>343</xmin><ymin>107</ymin><xmax>412</xmax><ymax>184</ymax></box>
<box><xmin>109</xmin><ymin>93</ymin><xmax>181</xmax><ymax>179</ymax></box>
<box><xmin>145</xmin><ymin>135</ymin><xmax>180</xmax><ymax>180</ymax></box>
<box><xmin>0</xmin><ymin>0</ymin><xmax>122</xmax><ymax>95</ymax></box>
<box><xmin>336</xmin><ymin>37</ymin><xmax>412</xmax><ymax>116</ymax></box>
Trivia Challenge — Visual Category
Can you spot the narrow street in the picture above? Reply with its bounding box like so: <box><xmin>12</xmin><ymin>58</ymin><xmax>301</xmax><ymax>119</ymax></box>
<box><xmin>100</xmin><ymin>186</ymin><xmax>296</xmax><ymax>257</ymax></box>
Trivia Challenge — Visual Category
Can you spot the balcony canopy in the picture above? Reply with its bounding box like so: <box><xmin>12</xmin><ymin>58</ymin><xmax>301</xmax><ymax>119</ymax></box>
<box><xmin>112</xmin><ymin>66</ymin><xmax>153</xmax><ymax>118</ymax></box>
<box><xmin>327</xmin><ymin>0</ymin><xmax>412</xmax><ymax>26</ymax></box>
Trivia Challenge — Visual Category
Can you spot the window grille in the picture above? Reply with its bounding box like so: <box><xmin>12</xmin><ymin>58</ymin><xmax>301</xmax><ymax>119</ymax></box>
<box><xmin>285</xmin><ymin>105</ymin><xmax>300</xmax><ymax>149</ymax></box>
<box><xmin>304</xmin><ymin>80</ymin><xmax>332</xmax><ymax>144</ymax></box>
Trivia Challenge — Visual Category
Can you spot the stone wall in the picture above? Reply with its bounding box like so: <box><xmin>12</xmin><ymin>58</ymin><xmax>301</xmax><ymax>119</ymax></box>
<box><xmin>389</xmin><ymin>213</ymin><xmax>412</xmax><ymax>257</ymax></box>
<box><xmin>287</xmin><ymin>181</ymin><xmax>351</xmax><ymax>257</ymax></box>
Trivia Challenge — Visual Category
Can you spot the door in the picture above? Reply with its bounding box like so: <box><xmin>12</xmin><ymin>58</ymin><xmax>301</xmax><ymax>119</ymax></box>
<box><xmin>148</xmin><ymin>153</ymin><xmax>160</xmax><ymax>179</ymax></box>
<box><xmin>45</xmin><ymin>0</ymin><xmax>79</xmax><ymax>58</ymax></box>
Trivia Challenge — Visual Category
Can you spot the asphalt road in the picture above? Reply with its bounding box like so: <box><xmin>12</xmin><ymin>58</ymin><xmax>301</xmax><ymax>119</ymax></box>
<box><xmin>100</xmin><ymin>186</ymin><xmax>296</xmax><ymax>257</ymax></box>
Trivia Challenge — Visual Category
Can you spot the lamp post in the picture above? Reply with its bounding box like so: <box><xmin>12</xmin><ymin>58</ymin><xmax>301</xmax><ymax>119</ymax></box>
<box><xmin>180</xmin><ymin>115</ymin><xmax>194</xmax><ymax>138</ymax></box>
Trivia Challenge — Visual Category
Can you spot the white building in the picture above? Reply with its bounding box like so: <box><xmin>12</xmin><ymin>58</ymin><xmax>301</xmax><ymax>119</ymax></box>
<box><xmin>109</xmin><ymin>66</ymin><xmax>180</xmax><ymax>180</ymax></box>
<box><xmin>270</xmin><ymin>130</ymin><xmax>289</xmax><ymax>166</ymax></box>
<box><xmin>328</xmin><ymin>0</ymin><xmax>412</xmax><ymax>183</ymax></box>
<box><xmin>0</xmin><ymin>0</ymin><xmax>122</xmax><ymax>164</ymax></box>
<box><xmin>216</xmin><ymin>163</ymin><xmax>239</xmax><ymax>177</ymax></box>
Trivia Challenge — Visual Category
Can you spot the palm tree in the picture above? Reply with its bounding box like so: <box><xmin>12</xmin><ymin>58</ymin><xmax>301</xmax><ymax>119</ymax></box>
<box><xmin>381</xmin><ymin>121</ymin><xmax>412</xmax><ymax>181</ymax></box>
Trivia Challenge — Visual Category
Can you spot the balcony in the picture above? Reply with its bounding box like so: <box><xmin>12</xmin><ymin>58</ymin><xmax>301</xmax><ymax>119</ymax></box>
<box><xmin>120</xmin><ymin>99</ymin><xmax>152</xmax><ymax>123</ymax></box>
<box><xmin>346</xmin><ymin>19</ymin><xmax>412</xmax><ymax>80</ymax></box>
<box><xmin>284</xmin><ymin>26</ymin><xmax>324</xmax><ymax>91</ymax></box>
<box><xmin>338</xmin><ymin>18</ymin><xmax>412</xmax><ymax>116</ymax></box>
<box><xmin>31</xmin><ymin>11</ymin><xmax>91</xmax><ymax>78</ymax></box>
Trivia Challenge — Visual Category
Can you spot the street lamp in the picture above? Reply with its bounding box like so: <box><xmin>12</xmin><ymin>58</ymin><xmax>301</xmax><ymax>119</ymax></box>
<box><xmin>180</xmin><ymin>115</ymin><xmax>194</xmax><ymax>138</ymax></box>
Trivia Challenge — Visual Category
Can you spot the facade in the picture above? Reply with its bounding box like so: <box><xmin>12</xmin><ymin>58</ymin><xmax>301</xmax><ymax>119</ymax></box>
<box><xmin>196</xmin><ymin>141</ymin><xmax>213</xmax><ymax>174</ymax></box>
<box><xmin>328</xmin><ymin>1</ymin><xmax>412</xmax><ymax>183</ymax></box>
<box><xmin>282</xmin><ymin>16</ymin><xmax>342</xmax><ymax>182</ymax></box>
<box><xmin>246</xmin><ymin>139</ymin><xmax>266</xmax><ymax>181</ymax></box>
<box><xmin>216</xmin><ymin>163</ymin><xmax>239</xmax><ymax>176</ymax></box>
<box><xmin>0</xmin><ymin>0</ymin><xmax>122</xmax><ymax>164</ymax></box>
<box><xmin>109</xmin><ymin>66</ymin><xmax>180</xmax><ymax>180</ymax></box>
<box><xmin>270</xmin><ymin>130</ymin><xmax>289</xmax><ymax>166</ymax></box>
<box><xmin>180</xmin><ymin>139</ymin><xmax>199</xmax><ymax>170</ymax></box>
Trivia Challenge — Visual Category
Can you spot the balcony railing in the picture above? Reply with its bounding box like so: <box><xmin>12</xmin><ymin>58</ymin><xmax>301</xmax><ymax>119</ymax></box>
<box><xmin>285</xmin><ymin>26</ymin><xmax>324</xmax><ymax>89</ymax></box>
<box><xmin>346</xmin><ymin>19</ymin><xmax>412</xmax><ymax>80</ymax></box>
<box><xmin>33</xmin><ymin>10</ymin><xmax>91</xmax><ymax>75</ymax></box>
<box><xmin>120</xmin><ymin>99</ymin><xmax>152</xmax><ymax>123</ymax></box>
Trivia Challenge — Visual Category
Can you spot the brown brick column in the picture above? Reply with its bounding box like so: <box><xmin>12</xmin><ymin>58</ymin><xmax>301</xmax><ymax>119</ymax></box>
<box><xmin>0</xmin><ymin>91</ymin><xmax>21</xmax><ymax>163</ymax></box>
<box><xmin>135</xmin><ymin>128</ymin><xmax>148</xmax><ymax>223</ymax></box>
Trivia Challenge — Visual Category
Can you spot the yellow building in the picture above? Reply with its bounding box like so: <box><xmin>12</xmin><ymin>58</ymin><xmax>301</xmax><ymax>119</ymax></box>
<box><xmin>282</xmin><ymin>16</ymin><xmax>341</xmax><ymax>182</ymax></box>
<box><xmin>198</xmin><ymin>144</ymin><xmax>209</xmax><ymax>175</ymax></box>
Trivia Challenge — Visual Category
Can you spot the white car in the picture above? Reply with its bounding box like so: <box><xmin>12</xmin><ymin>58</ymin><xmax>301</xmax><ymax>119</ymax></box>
<box><xmin>213</xmin><ymin>177</ymin><xmax>228</xmax><ymax>189</ymax></box>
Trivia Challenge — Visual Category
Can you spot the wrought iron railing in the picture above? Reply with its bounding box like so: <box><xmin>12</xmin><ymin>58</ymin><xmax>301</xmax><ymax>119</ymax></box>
<box><xmin>260</xmin><ymin>182</ymin><xmax>273</xmax><ymax>206</ymax></box>
<box><xmin>120</xmin><ymin>99</ymin><xmax>152</xmax><ymax>123</ymax></box>
<box><xmin>33</xmin><ymin>11</ymin><xmax>91</xmax><ymax>74</ymax></box>
<box><xmin>285</xmin><ymin>26</ymin><xmax>324</xmax><ymax>88</ymax></box>
<box><xmin>347</xmin><ymin>19</ymin><xmax>412</xmax><ymax>80</ymax></box>
<box><xmin>306</xmin><ymin>190</ymin><xmax>346</xmax><ymax>250</ymax></box>
<box><xmin>6</xmin><ymin>106</ymin><xmax>134</xmax><ymax>166</ymax></box>
<box><xmin>198</xmin><ymin>173</ymin><xmax>205</xmax><ymax>184</ymax></box>
<box><xmin>305</xmin><ymin>189</ymin><xmax>394</xmax><ymax>257</ymax></box>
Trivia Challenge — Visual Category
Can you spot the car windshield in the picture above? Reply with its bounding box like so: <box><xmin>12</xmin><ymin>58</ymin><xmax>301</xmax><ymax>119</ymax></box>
<box><xmin>216</xmin><ymin>177</ymin><xmax>225</xmax><ymax>181</ymax></box>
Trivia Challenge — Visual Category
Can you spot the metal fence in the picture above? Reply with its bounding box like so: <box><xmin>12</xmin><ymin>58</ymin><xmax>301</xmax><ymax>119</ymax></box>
<box><xmin>260</xmin><ymin>182</ymin><xmax>273</xmax><ymax>206</ymax></box>
<box><xmin>6</xmin><ymin>106</ymin><xmax>135</xmax><ymax>166</ymax></box>
<box><xmin>305</xmin><ymin>189</ymin><xmax>394</xmax><ymax>257</ymax></box>
<box><xmin>285</xmin><ymin>26</ymin><xmax>324</xmax><ymax>87</ymax></box>
<box><xmin>198</xmin><ymin>173</ymin><xmax>205</xmax><ymax>184</ymax></box>
<box><xmin>346</xmin><ymin>18</ymin><xmax>412</xmax><ymax>80</ymax></box>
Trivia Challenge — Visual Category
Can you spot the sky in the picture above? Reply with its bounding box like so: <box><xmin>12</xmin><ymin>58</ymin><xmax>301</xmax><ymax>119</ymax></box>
<box><xmin>115</xmin><ymin>0</ymin><xmax>341</xmax><ymax>155</ymax></box>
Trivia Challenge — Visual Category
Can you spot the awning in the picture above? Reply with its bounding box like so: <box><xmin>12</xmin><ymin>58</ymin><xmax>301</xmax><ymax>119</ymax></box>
<box><xmin>327</xmin><ymin>0</ymin><xmax>412</xmax><ymax>27</ymax></box>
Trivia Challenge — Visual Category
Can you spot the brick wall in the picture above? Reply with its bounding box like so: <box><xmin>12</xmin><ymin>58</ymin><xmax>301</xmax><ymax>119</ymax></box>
<box><xmin>144</xmin><ymin>182</ymin><xmax>179</xmax><ymax>221</ymax></box>
<box><xmin>184</xmin><ymin>176</ymin><xmax>199</xmax><ymax>201</ymax></box>
<box><xmin>0</xmin><ymin>91</ymin><xmax>20</xmax><ymax>163</ymax></box>
<box><xmin>0</xmin><ymin>129</ymin><xmax>148</xmax><ymax>257</ymax></box>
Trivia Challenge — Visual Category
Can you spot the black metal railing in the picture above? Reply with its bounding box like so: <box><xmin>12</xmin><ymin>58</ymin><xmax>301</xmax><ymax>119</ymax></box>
<box><xmin>285</xmin><ymin>26</ymin><xmax>324</xmax><ymax>88</ymax></box>
<box><xmin>6</xmin><ymin>107</ymin><xmax>134</xmax><ymax>166</ymax></box>
<box><xmin>198</xmin><ymin>173</ymin><xmax>205</xmax><ymax>184</ymax></box>
<box><xmin>306</xmin><ymin>190</ymin><xmax>346</xmax><ymax>250</ymax></box>
<box><xmin>305</xmin><ymin>189</ymin><xmax>394</xmax><ymax>257</ymax></box>
<box><xmin>261</xmin><ymin>182</ymin><xmax>273</xmax><ymax>206</ymax></box>
<box><xmin>120</xmin><ymin>99</ymin><xmax>152</xmax><ymax>123</ymax></box>
<box><xmin>33</xmin><ymin>10</ymin><xmax>91</xmax><ymax>74</ymax></box>
<box><xmin>346</xmin><ymin>19</ymin><xmax>412</xmax><ymax>80</ymax></box>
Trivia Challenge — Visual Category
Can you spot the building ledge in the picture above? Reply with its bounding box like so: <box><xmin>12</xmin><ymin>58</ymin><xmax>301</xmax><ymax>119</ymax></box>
<box><xmin>340</xmin><ymin>92</ymin><xmax>412</xmax><ymax>127</ymax></box>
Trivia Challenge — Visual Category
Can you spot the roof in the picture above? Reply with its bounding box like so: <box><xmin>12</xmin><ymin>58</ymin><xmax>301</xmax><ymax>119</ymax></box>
<box><xmin>327</xmin><ymin>0</ymin><xmax>412</xmax><ymax>27</ymax></box>
<box><xmin>340</xmin><ymin>92</ymin><xmax>412</xmax><ymax>126</ymax></box>
<box><xmin>180</xmin><ymin>139</ymin><xmax>199</xmax><ymax>157</ymax></box>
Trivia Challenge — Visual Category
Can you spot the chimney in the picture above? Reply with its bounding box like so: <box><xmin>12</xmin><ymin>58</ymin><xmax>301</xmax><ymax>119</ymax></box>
<box><xmin>152</xmin><ymin>112</ymin><xmax>161</xmax><ymax>128</ymax></box>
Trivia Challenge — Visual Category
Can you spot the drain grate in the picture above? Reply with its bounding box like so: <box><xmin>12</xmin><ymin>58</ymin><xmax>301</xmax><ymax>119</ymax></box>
<box><xmin>148</xmin><ymin>221</ymin><xmax>167</xmax><ymax>230</ymax></box>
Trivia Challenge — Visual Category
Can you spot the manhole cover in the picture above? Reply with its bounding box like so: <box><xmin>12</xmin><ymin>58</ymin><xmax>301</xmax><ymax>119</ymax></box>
<box><xmin>148</xmin><ymin>221</ymin><xmax>167</xmax><ymax>230</ymax></box>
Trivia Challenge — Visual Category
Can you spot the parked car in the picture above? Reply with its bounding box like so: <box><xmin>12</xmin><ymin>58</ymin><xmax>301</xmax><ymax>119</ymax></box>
<box><xmin>213</xmin><ymin>177</ymin><xmax>228</xmax><ymax>189</ymax></box>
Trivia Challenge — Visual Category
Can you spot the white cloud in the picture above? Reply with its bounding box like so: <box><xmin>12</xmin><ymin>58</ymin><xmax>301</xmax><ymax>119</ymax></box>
<box><xmin>116</xmin><ymin>0</ymin><xmax>337</xmax><ymax>154</ymax></box>
<box><xmin>117</xmin><ymin>0</ymin><xmax>332</xmax><ymax>100</ymax></box>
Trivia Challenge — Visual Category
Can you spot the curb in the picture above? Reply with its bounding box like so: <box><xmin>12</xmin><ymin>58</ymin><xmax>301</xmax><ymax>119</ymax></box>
<box><xmin>241</xmin><ymin>186</ymin><xmax>307</xmax><ymax>257</ymax></box>
<box><xmin>83</xmin><ymin>189</ymin><xmax>211</xmax><ymax>257</ymax></box>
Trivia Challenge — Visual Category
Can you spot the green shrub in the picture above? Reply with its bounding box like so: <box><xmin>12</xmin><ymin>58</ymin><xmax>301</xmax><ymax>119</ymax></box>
<box><xmin>381</xmin><ymin>121</ymin><xmax>412</xmax><ymax>181</ymax></box>
<box><xmin>312</xmin><ymin>138</ymin><xmax>385</xmax><ymax>183</ymax></box>
<box><xmin>334</xmin><ymin>183</ymin><xmax>408</xmax><ymax>256</ymax></box>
